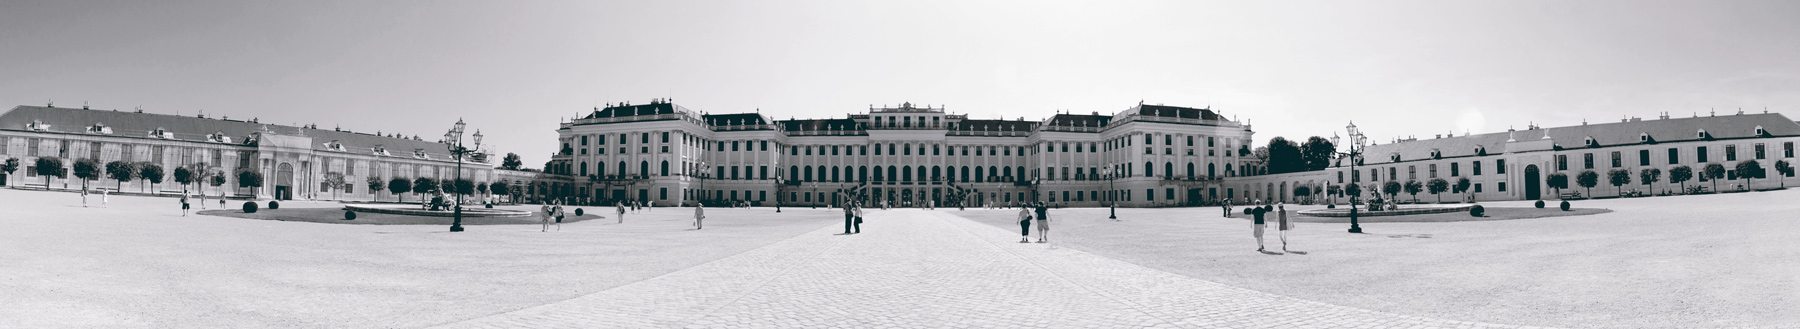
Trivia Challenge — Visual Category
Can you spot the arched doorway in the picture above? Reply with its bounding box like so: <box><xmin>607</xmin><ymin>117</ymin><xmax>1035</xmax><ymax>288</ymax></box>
<box><xmin>1524</xmin><ymin>165</ymin><xmax>1541</xmax><ymax>200</ymax></box>
<box><xmin>275</xmin><ymin>163</ymin><xmax>295</xmax><ymax>200</ymax></box>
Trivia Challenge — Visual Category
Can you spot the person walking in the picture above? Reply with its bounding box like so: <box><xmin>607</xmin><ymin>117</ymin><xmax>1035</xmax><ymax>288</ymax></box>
<box><xmin>1017</xmin><ymin>206</ymin><xmax>1033</xmax><ymax>243</ymax></box>
<box><xmin>180</xmin><ymin>194</ymin><xmax>190</xmax><ymax>216</ymax></box>
<box><xmin>693</xmin><ymin>203</ymin><xmax>705</xmax><ymax>230</ymax></box>
<box><xmin>1277</xmin><ymin>203</ymin><xmax>1291</xmax><ymax>251</ymax></box>
<box><xmin>1252</xmin><ymin>204</ymin><xmax>1269</xmax><ymax>252</ymax></box>
<box><xmin>1223</xmin><ymin>199</ymin><xmax>1233</xmax><ymax>217</ymax></box>
<box><xmin>551</xmin><ymin>204</ymin><xmax>565</xmax><ymax>231</ymax></box>
<box><xmin>852</xmin><ymin>201</ymin><xmax>863</xmax><ymax>234</ymax></box>
<box><xmin>81</xmin><ymin>188</ymin><xmax>89</xmax><ymax>207</ymax></box>
<box><xmin>540</xmin><ymin>202</ymin><xmax>553</xmax><ymax>232</ymax></box>
<box><xmin>842</xmin><ymin>200</ymin><xmax>857</xmax><ymax>234</ymax></box>
<box><xmin>1034</xmin><ymin>202</ymin><xmax>1050</xmax><ymax>243</ymax></box>
<box><xmin>616</xmin><ymin>201</ymin><xmax>627</xmax><ymax>224</ymax></box>
<box><xmin>102</xmin><ymin>189</ymin><xmax>109</xmax><ymax>206</ymax></box>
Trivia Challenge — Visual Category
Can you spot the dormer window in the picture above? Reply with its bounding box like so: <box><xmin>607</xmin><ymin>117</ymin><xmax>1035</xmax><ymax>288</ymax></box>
<box><xmin>1640</xmin><ymin>133</ymin><xmax>1650</xmax><ymax>142</ymax></box>
<box><xmin>1697</xmin><ymin>129</ymin><xmax>1710</xmax><ymax>139</ymax></box>
<box><xmin>25</xmin><ymin>120</ymin><xmax>49</xmax><ymax>131</ymax></box>
<box><xmin>206</xmin><ymin>131</ymin><xmax>232</xmax><ymax>143</ymax></box>
<box><xmin>413</xmin><ymin>149</ymin><xmax>428</xmax><ymax>159</ymax></box>
<box><xmin>1755</xmin><ymin>125</ymin><xmax>1766</xmax><ymax>136</ymax></box>
<box><xmin>1390</xmin><ymin>153</ymin><xmax>1402</xmax><ymax>162</ymax></box>
<box><xmin>150</xmin><ymin>128</ymin><xmax>172</xmax><ymax>139</ymax></box>
<box><xmin>1474</xmin><ymin>145</ymin><xmax>1487</xmax><ymax>156</ymax></box>
<box><xmin>324</xmin><ymin>140</ymin><xmax>346</xmax><ymax>152</ymax></box>
<box><xmin>1584</xmin><ymin>136</ymin><xmax>1598</xmax><ymax>147</ymax></box>
<box><xmin>1430</xmin><ymin>149</ymin><xmax>1442</xmax><ymax>159</ymax></box>
<box><xmin>87</xmin><ymin>123</ymin><xmax>112</xmax><ymax>135</ymax></box>
<box><xmin>373</xmin><ymin>145</ymin><xmax>389</xmax><ymax>156</ymax></box>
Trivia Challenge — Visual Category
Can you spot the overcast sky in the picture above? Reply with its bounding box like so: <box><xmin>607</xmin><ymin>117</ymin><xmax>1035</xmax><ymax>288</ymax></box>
<box><xmin>3</xmin><ymin>0</ymin><xmax>1798</xmax><ymax>167</ymax></box>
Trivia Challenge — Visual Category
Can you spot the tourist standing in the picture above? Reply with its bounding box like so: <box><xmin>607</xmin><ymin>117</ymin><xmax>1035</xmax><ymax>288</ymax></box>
<box><xmin>180</xmin><ymin>194</ymin><xmax>190</xmax><ymax>216</ymax></box>
<box><xmin>1277</xmin><ymin>203</ymin><xmax>1291</xmax><ymax>251</ymax></box>
<box><xmin>552</xmin><ymin>204</ymin><xmax>565</xmax><ymax>231</ymax></box>
<box><xmin>1018</xmin><ymin>206</ymin><xmax>1033</xmax><ymax>243</ymax></box>
<box><xmin>1252</xmin><ymin>205</ymin><xmax>1268</xmax><ymax>252</ymax></box>
<box><xmin>842</xmin><ymin>200</ymin><xmax>857</xmax><ymax>234</ymax></box>
<box><xmin>1223</xmin><ymin>200</ymin><xmax>1233</xmax><ymax>217</ymax></box>
<box><xmin>852</xmin><ymin>201</ymin><xmax>863</xmax><ymax>233</ymax></box>
<box><xmin>102</xmin><ymin>189</ymin><xmax>109</xmax><ymax>206</ymax></box>
<box><xmin>81</xmin><ymin>188</ymin><xmax>89</xmax><ymax>207</ymax></box>
<box><xmin>616</xmin><ymin>201</ymin><xmax>627</xmax><ymax>224</ymax></box>
<box><xmin>1034</xmin><ymin>202</ymin><xmax>1050</xmax><ymax>243</ymax></box>
<box><xmin>540</xmin><ymin>202</ymin><xmax>553</xmax><ymax>232</ymax></box>
<box><xmin>693</xmin><ymin>204</ymin><xmax>705</xmax><ymax>230</ymax></box>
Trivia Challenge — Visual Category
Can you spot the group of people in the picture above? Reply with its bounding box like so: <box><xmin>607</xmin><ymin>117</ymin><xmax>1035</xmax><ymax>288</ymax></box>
<box><xmin>1016</xmin><ymin>202</ymin><xmax>1052</xmax><ymax>243</ymax></box>
<box><xmin>841</xmin><ymin>201</ymin><xmax>863</xmax><ymax>234</ymax></box>
<box><xmin>1245</xmin><ymin>203</ymin><xmax>1292</xmax><ymax>252</ymax></box>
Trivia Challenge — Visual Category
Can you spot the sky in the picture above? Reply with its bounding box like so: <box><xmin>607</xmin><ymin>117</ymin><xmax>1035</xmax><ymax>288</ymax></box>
<box><xmin>3</xmin><ymin>0</ymin><xmax>1798</xmax><ymax>168</ymax></box>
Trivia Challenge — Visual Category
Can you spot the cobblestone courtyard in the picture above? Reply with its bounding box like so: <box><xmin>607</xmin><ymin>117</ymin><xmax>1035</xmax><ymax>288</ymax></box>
<box><xmin>2</xmin><ymin>188</ymin><xmax>1796</xmax><ymax>328</ymax></box>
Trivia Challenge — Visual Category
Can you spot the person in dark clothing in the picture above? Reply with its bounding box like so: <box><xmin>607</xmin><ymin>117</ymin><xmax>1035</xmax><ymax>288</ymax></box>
<box><xmin>1018</xmin><ymin>207</ymin><xmax>1033</xmax><ymax>243</ymax></box>
<box><xmin>843</xmin><ymin>201</ymin><xmax>858</xmax><ymax>234</ymax></box>
<box><xmin>1033</xmin><ymin>203</ymin><xmax>1050</xmax><ymax>243</ymax></box>
<box><xmin>1252</xmin><ymin>205</ymin><xmax>1269</xmax><ymax>251</ymax></box>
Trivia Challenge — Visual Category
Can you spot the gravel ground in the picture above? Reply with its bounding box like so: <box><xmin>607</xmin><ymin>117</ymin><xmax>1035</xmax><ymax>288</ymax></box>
<box><xmin>957</xmin><ymin>190</ymin><xmax>1800</xmax><ymax>328</ymax></box>
<box><xmin>0</xmin><ymin>188</ymin><xmax>840</xmax><ymax>328</ymax></box>
<box><xmin>197</xmin><ymin>208</ymin><xmax>605</xmax><ymax>225</ymax></box>
<box><xmin>1223</xmin><ymin>206</ymin><xmax>1613</xmax><ymax>223</ymax></box>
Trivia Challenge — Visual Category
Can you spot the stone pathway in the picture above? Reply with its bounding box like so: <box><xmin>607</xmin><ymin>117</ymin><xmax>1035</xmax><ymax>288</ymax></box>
<box><xmin>437</xmin><ymin>210</ymin><xmax>1543</xmax><ymax>329</ymax></box>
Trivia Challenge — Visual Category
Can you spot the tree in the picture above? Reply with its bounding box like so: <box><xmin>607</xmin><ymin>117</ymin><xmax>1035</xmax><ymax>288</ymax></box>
<box><xmin>1292</xmin><ymin>185</ymin><xmax>1311</xmax><ymax>203</ymax></box>
<box><xmin>1607</xmin><ymin>169</ymin><xmax>1631</xmax><ymax>196</ymax></box>
<box><xmin>1669</xmin><ymin>166</ymin><xmax>1693</xmax><ymax>193</ymax></box>
<box><xmin>1403</xmin><ymin>179</ymin><xmax>1424</xmax><ymax>202</ymax></box>
<box><xmin>1736</xmin><ymin>160</ymin><xmax>1764</xmax><ymax>191</ymax></box>
<box><xmin>208</xmin><ymin>170</ymin><xmax>227</xmax><ymax>199</ymax></box>
<box><xmin>1264</xmin><ymin>137</ymin><xmax>1304</xmax><ymax>174</ymax></box>
<box><xmin>237</xmin><ymin>170</ymin><xmax>264</xmax><ymax>196</ymax></box>
<box><xmin>367</xmin><ymin>176</ymin><xmax>386</xmax><ymax>198</ymax></box>
<box><xmin>477</xmin><ymin>182</ymin><xmax>490</xmax><ymax>196</ymax></box>
<box><xmin>323</xmin><ymin>172</ymin><xmax>347</xmax><ymax>200</ymax></box>
<box><xmin>412</xmin><ymin>177</ymin><xmax>438</xmax><ymax>198</ymax></box>
<box><xmin>1453</xmin><ymin>177</ymin><xmax>1471</xmax><ymax>201</ymax></box>
<box><xmin>2</xmin><ymin>158</ymin><xmax>19</xmax><ymax>184</ymax></box>
<box><xmin>1547</xmin><ymin>173</ymin><xmax>1569</xmax><ymax>197</ymax></box>
<box><xmin>73</xmin><ymin>158</ymin><xmax>102</xmax><ymax>190</ymax></box>
<box><xmin>1299</xmin><ymin>136</ymin><xmax>1335</xmax><ymax>171</ymax></box>
<box><xmin>1703</xmin><ymin>163</ymin><xmax>1726</xmax><ymax>192</ymax></box>
<box><xmin>1382</xmin><ymin>180</ymin><xmax>1402</xmax><ymax>201</ymax></box>
<box><xmin>1776</xmin><ymin>160</ymin><xmax>1793</xmax><ymax>188</ymax></box>
<box><xmin>388</xmin><ymin>178</ymin><xmax>413</xmax><ymax>202</ymax></box>
<box><xmin>35</xmin><ymin>157</ymin><xmax>65</xmax><ymax>189</ymax></box>
<box><xmin>440</xmin><ymin>179</ymin><xmax>456</xmax><ymax>195</ymax></box>
<box><xmin>1345</xmin><ymin>183</ymin><xmax>1362</xmax><ymax>202</ymax></box>
<box><xmin>1576</xmin><ymin>170</ymin><xmax>1599</xmax><ymax>198</ymax></box>
<box><xmin>501</xmin><ymin>153</ymin><xmax>524</xmax><ymax>170</ymax></box>
<box><xmin>173</xmin><ymin>166</ymin><xmax>194</xmax><ymax>194</ymax></box>
<box><xmin>138</xmin><ymin>163</ymin><xmax>164</xmax><ymax>193</ymax></box>
<box><xmin>1640</xmin><ymin>168</ymin><xmax>1661</xmax><ymax>194</ymax></box>
<box><xmin>1427</xmin><ymin>178</ymin><xmax>1449</xmax><ymax>203</ymax></box>
<box><xmin>105</xmin><ymin>160</ymin><xmax>136</xmax><ymax>191</ymax></box>
<box><xmin>454</xmin><ymin>178</ymin><xmax>475</xmax><ymax>196</ymax></box>
<box><xmin>490</xmin><ymin>181</ymin><xmax>511</xmax><ymax>202</ymax></box>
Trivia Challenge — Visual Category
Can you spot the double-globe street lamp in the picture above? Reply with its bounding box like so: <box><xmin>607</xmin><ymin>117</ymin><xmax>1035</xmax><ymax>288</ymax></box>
<box><xmin>1331</xmin><ymin>122</ymin><xmax>1367</xmax><ymax>234</ymax></box>
<box><xmin>444</xmin><ymin>119</ymin><xmax>483</xmax><ymax>232</ymax></box>
<box><xmin>1101</xmin><ymin>167</ymin><xmax>1118</xmax><ymax>220</ymax></box>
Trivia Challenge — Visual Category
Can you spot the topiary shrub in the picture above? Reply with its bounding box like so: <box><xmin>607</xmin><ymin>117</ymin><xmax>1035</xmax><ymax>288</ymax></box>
<box><xmin>268</xmin><ymin>201</ymin><xmax>280</xmax><ymax>210</ymax></box>
<box><xmin>1327</xmin><ymin>204</ymin><xmax>1336</xmax><ymax>209</ymax></box>
<box><xmin>1535</xmin><ymin>200</ymin><xmax>1545</xmax><ymax>208</ymax></box>
<box><xmin>242</xmin><ymin>202</ymin><xmax>258</xmax><ymax>213</ymax></box>
<box><xmin>574</xmin><ymin>208</ymin><xmax>584</xmax><ymax>216</ymax></box>
<box><xmin>343</xmin><ymin>211</ymin><xmax>356</xmax><ymax>220</ymax></box>
<box><xmin>1470</xmin><ymin>205</ymin><xmax>1485</xmax><ymax>217</ymax></box>
<box><xmin>1559</xmin><ymin>201</ymin><xmax>1571</xmax><ymax>211</ymax></box>
<box><xmin>485</xmin><ymin>204</ymin><xmax>493</xmax><ymax>209</ymax></box>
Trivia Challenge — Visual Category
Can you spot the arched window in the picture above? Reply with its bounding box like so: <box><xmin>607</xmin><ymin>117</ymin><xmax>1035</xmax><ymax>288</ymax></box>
<box><xmin>804</xmin><ymin>166</ymin><xmax>814</xmax><ymax>181</ymax></box>
<box><xmin>917</xmin><ymin>166</ymin><xmax>926</xmax><ymax>182</ymax></box>
<box><xmin>1144</xmin><ymin>162</ymin><xmax>1155</xmax><ymax>177</ymax></box>
<box><xmin>660</xmin><ymin>161</ymin><xmax>669</xmax><ymax>176</ymax></box>
<box><xmin>579</xmin><ymin>162</ymin><xmax>588</xmax><ymax>176</ymax></box>
<box><xmin>1186</xmin><ymin>162</ymin><xmax>1194</xmax><ymax>178</ymax></box>
<box><xmin>1002</xmin><ymin>166</ymin><xmax>1012</xmax><ymax>180</ymax></box>
<box><xmin>888</xmin><ymin>166</ymin><xmax>898</xmax><ymax>182</ymax></box>
<box><xmin>859</xmin><ymin>166</ymin><xmax>868</xmax><ymax>182</ymax></box>
<box><xmin>961</xmin><ymin>166</ymin><xmax>971</xmax><ymax>182</ymax></box>
<box><xmin>817</xmin><ymin>166</ymin><xmax>827</xmax><ymax>182</ymax></box>
<box><xmin>932</xmin><ymin>166</ymin><xmax>941</xmax><ymax>181</ymax></box>
<box><xmin>598</xmin><ymin>163</ymin><xmax>606</xmax><ymax>177</ymax></box>
<box><xmin>975</xmin><ymin>166</ymin><xmax>985</xmax><ymax>182</ymax></box>
<box><xmin>640</xmin><ymin>161</ymin><xmax>649</xmax><ymax>178</ymax></box>
<box><xmin>789</xmin><ymin>166</ymin><xmax>799</xmax><ymax>181</ymax></box>
<box><xmin>902</xmin><ymin>166</ymin><xmax>913</xmax><ymax>182</ymax></box>
<box><xmin>618</xmin><ymin>161</ymin><xmax>627</xmax><ymax>176</ymax></box>
<box><xmin>832</xmin><ymin>166</ymin><xmax>841</xmax><ymax>182</ymax></box>
<box><xmin>1208</xmin><ymin>163</ymin><xmax>1216</xmax><ymax>178</ymax></box>
<box><xmin>1165</xmin><ymin>162</ymin><xmax>1174</xmax><ymax>179</ymax></box>
<box><xmin>873</xmin><ymin>166</ymin><xmax>884</xmax><ymax>181</ymax></box>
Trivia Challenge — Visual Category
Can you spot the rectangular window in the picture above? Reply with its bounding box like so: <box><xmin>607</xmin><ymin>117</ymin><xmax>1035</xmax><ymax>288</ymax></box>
<box><xmin>1698</xmin><ymin>146</ymin><xmax>1709</xmax><ymax>163</ymax></box>
<box><xmin>1611</xmin><ymin>151</ymin><xmax>1621</xmax><ymax>168</ymax></box>
<box><xmin>1450</xmin><ymin>163</ymin><xmax>1459</xmax><ymax>177</ymax></box>
<box><xmin>1146</xmin><ymin>189</ymin><xmax>1155</xmax><ymax>201</ymax></box>
<box><xmin>662</xmin><ymin>132</ymin><xmax>670</xmax><ymax>143</ymax></box>
<box><xmin>598</xmin><ymin>148</ymin><xmax>606</xmax><ymax>154</ymax></box>
<box><xmin>860</xmin><ymin>145</ymin><xmax>867</xmax><ymax>155</ymax></box>
<box><xmin>660</xmin><ymin>188</ymin><xmax>668</xmax><ymax>200</ymax></box>
<box><xmin>1145</xmin><ymin>147</ymin><xmax>1153</xmax><ymax>154</ymax></box>
<box><xmin>1166</xmin><ymin>188</ymin><xmax>1175</xmax><ymax>200</ymax></box>
<box><xmin>1583</xmin><ymin>153</ymin><xmax>1594</xmax><ymax>169</ymax></box>
<box><xmin>833</xmin><ymin>146</ymin><xmax>840</xmax><ymax>155</ymax></box>
<box><xmin>598</xmin><ymin>135</ymin><xmax>606</xmax><ymax>145</ymax></box>
<box><xmin>731</xmin><ymin>141</ymin><xmax>739</xmax><ymax>151</ymax></box>
<box><xmin>1755</xmin><ymin>143</ymin><xmax>1765</xmax><ymax>160</ymax></box>
<box><xmin>1497</xmin><ymin>159</ymin><xmax>1506</xmax><ymax>174</ymax></box>
<box><xmin>805</xmin><ymin>147</ymin><xmax>812</xmax><ymax>155</ymax></box>
<box><xmin>1787</xmin><ymin>142</ymin><xmax>1795</xmax><ymax>158</ymax></box>
<box><xmin>1668</xmin><ymin>148</ymin><xmax>1679</xmax><ymax>164</ymax></box>
<box><xmin>1408</xmin><ymin>166</ymin><xmax>1417</xmax><ymax>180</ymax></box>
<box><xmin>1726</xmin><ymin>145</ymin><xmax>1737</xmax><ymax>161</ymax></box>
<box><xmin>1557</xmin><ymin>155</ymin><xmax>1568</xmax><ymax>170</ymax></box>
<box><xmin>760</xmin><ymin>166</ymin><xmax>768</xmax><ymax>180</ymax></box>
<box><xmin>1429</xmin><ymin>164</ymin><xmax>1438</xmax><ymax>178</ymax></box>
<box><xmin>1497</xmin><ymin>182</ymin><xmax>1506</xmax><ymax>192</ymax></box>
<box><xmin>1474</xmin><ymin>183</ymin><xmax>1483</xmax><ymax>193</ymax></box>
<box><xmin>580</xmin><ymin>135</ymin><xmax>588</xmax><ymax>145</ymax></box>
<box><xmin>1208</xmin><ymin>137</ymin><xmax>1215</xmax><ymax>147</ymax></box>
<box><xmin>641</xmin><ymin>133</ymin><xmax>649</xmax><ymax>143</ymax></box>
<box><xmin>1639</xmin><ymin>150</ymin><xmax>1650</xmax><ymax>166</ymax></box>
<box><xmin>792</xmin><ymin>146</ymin><xmax>799</xmax><ymax>156</ymax></box>
<box><xmin>1472</xmin><ymin>161</ymin><xmax>1482</xmax><ymax>175</ymax></box>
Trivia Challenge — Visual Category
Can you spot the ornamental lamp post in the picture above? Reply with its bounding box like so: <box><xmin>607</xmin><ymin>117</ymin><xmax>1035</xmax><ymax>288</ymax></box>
<box><xmin>445</xmin><ymin>120</ymin><xmax>481</xmax><ymax>232</ymax></box>
<box><xmin>775</xmin><ymin>173</ymin><xmax>783</xmax><ymax>213</ymax></box>
<box><xmin>1102</xmin><ymin>167</ymin><xmax>1117</xmax><ymax>220</ymax></box>
<box><xmin>1333</xmin><ymin>122</ymin><xmax>1367</xmax><ymax>234</ymax></box>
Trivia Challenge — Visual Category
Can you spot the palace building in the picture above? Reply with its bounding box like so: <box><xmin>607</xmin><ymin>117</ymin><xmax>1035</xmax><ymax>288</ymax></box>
<box><xmin>544</xmin><ymin>100</ymin><xmax>1261</xmax><ymax>207</ymax></box>
<box><xmin>0</xmin><ymin>105</ymin><xmax>499</xmax><ymax>201</ymax></box>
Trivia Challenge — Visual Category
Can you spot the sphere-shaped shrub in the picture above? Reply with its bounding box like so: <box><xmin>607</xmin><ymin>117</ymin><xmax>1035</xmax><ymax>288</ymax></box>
<box><xmin>344</xmin><ymin>211</ymin><xmax>357</xmax><ymax>220</ymax></box>
<box><xmin>1327</xmin><ymin>204</ymin><xmax>1336</xmax><ymax>209</ymax></box>
<box><xmin>574</xmin><ymin>208</ymin><xmax>584</xmax><ymax>216</ymax></box>
<box><xmin>242</xmin><ymin>202</ymin><xmax>258</xmax><ymax>213</ymax></box>
<box><xmin>268</xmin><ymin>201</ymin><xmax>280</xmax><ymax>210</ymax></box>
<box><xmin>1535</xmin><ymin>200</ymin><xmax>1545</xmax><ymax>209</ymax></box>
<box><xmin>1559</xmin><ymin>201</ymin><xmax>1571</xmax><ymax>211</ymax></box>
<box><xmin>1469</xmin><ymin>205</ymin><xmax>1486</xmax><ymax>217</ymax></box>
<box><xmin>485</xmin><ymin>204</ymin><xmax>493</xmax><ymax>209</ymax></box>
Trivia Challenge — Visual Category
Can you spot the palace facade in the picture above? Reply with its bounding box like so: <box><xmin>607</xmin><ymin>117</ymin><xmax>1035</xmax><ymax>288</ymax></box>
<box><xmin>0</xmin><ymin>105</ymin><xmax>499</xmax><ymax>202</ymax></box>
<box><xmin>545</xmin><ymin>100</ymin><xmax>1262</xmax><ymax>207</ymax></box>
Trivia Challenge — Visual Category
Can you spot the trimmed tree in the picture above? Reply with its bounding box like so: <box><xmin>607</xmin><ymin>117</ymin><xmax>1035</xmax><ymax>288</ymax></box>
<box><xmin>209</xmin><ymin>170</ymin><xmax>227</xmax><ymax>198</ymax></box>
<box><xmin>1453</xmin><ymin>177</ymin><xmax>1472</xmax><ymax>202</ymax></box>
<box><xmin>454</xmin><ymin>179</ymin><xmax>475</xmax><ymax>196</ymax></box>
<box><xmin>139</xmin><ymin>163</ymin><xmax>163</xmax><ymax>193</ymax></box>
<box><xmin>323</xmin><ymin>172</ymin><xmax>347</xmax><ymax>200</ymax></box>
<box><xmin>366</xmin><ymin>176</ymin><xmax>385</xmax><ymax>199</ymax></box>
<box><xmin>1427</xmin><ymin>178</ymin><xmax>1449</xmax><ymax>203</ymax></box>
<box><xmin>237</xmin><ymin>170</ymin><xmax>264</xmax><ymax>197</ymax></box>
<box><xmin>1640</xmin><ymin>168</ymin><xmax>1661</xmax><ymax>194</ymax></box>
<box><xmin>1736</xmin><ymin>160</ymin><xmax>1763</xmax><ymax>191</ymax></box>
<box><xmin>1403</xmin><ymin>180</ymin><xmax>1423</xmax><ymax>203</ymax></box>
<box><xmin>412</xmin><ymin>177</ymin><xmax>437</xmax><ymax>200</ymax></box>
<box><xmin>1292</xmin><ymin>185</ymin><xmax>1310</xmax><ymax>204</ymax></box>
<box><xmin>440</xmin><ymin>179</ymin><xmax>457</xmax><ymax>196</ymax></box>
<box><xmin>173</xmin><ymin>166</ymin><xmax>194</xmax><ymax>195</ymax></box>
<box><xmin>387</xmin><ymin>178</ymin><xmax>412</xmax><ymax>202</ymax></box>
<box><xmin>1382</xmin><ymin>180</ymin><xmax>1402</xmax><ymax>202</ymax></box>
<box><xmin>1345</xmin><ymin>183</ymin><xmax>1362</xmax><ymax>204</ymax></box>
<box><xmin>1547</xmin><ymin>173</ymin><xmax>1569</xmax><ymax>197</ymax></box>
<box><xmin>1607</xmin><ymin>169</ymin><xmax>1631</xmax><ymax>197</ymax></box>
<box><xmin>490</xmin><ymin>181</ymin><xmax>511</xmax><ymax>203</ymax></box>
<box><xmin>1703</xmin><ymin>163</ymin><xmax>1726</xmax><ymax>192</ymax></box>
<box><xmin>35</xmin><ymin>157</ymin><xmax>66</xmax><ymax>189</ymax></box>
<box><xmin>73</xmin><ymin>158</ymin><xmax>102</xmax><ymax>191</ymax></box>
<box><xmin>1576</xmin><ymin>170</ymin><xmax>1599</xmax><ymax>198</ymax></box>
<box><xmin>1776</xmin><ymin>160</ymin><xmax>1793</xmax><ymax>188</ymax></box>
<box><xmin>2</xmin><ymin>157</ymin><xmax>19</xmax><ymax>185</ymax></box>
<box><xmin>105</xmin><ymin>161</ymin><xmax>136</xmax><ymax>191</ymax></box>
<box><xmin>1670</xmin><ymin>165</ymin><xmax>1694</xmax><ymax>193</ymax></box>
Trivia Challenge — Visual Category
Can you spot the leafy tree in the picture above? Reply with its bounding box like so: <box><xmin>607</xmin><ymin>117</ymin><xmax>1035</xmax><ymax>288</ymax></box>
<box><xmin>1776</xmin><ymin>160</ymin><xmax>1793</xmax><ymax>188</ymax></box>
<box><xmin>2</xmin><ymin>158</ymin><xmax>19</xmax><ymax>182</ymax></box>
<box><xmin>454</xmin><ymin>178</ymin><xmax>475</xmax><ymax>196</ymax></box>
<box><xmin>501</xmin><ymin>153</ymin><xmax>523</xmax><ymax>170</ymax></box>
<box><xmin>1576</xmin><ymin>170</ymin><xmax>1599</xmax><ymax>198</ymax></box>
<box><xmin>1640</xmin><ymin>168</ymin><xmax>1661</xmax><ymax>193</ymax></box>
<box><xmin>440</xmin><ymin>179</ymin><xmax>456</xmax><ymax>195</ymax></box>
<box><xmin>1669</xmin><ymin>165</ymin><xmax>1693</xmax><ymax>192</ymax></box>
<box><xmin>35</xmin><ymin>157</ymin><xmax>66</xmax><ymax>189</ymax></box>
<box><xmin>1547</xmin><ymin>172</ymin><xmax>1569</xmax><ymax>197</ymax></box>
<box><xmin>105</xmin><ymin>160</ymin><xmax>136</xmax><ymax>191</ymax></box>
<box><xmin>138</xmin><ymin>163</ymin><xmax>163</xmax><ymax>193</ymax></box>
<box><xmin>1735</xmin><ymin>160</ymin><xmax>1764</xmax><ymax>191</ymax></box>
<box><xmin>1403</xmin><ymin>179</ymin><xmax>1423</xmax><ymax>202</ymax></box>
<box><xmin>1345</xmin><ymin>183</ymin><xmax>1362</xmax><ymax>200</ymax></box>
<box><xmin>1326</xmin><ymin>184</ymin><xmax>1342</xmax><ymax>204</ymax></box>
<box><xmin>477</xmin><ymin>182</ymin><xmax>489</xmax><ymax>195</ymax></box>
<box><xmin>173</xmin><ymin>166</ymin><xmax>194</xmax><ymax>194</ymax></box>
<box><xmin>1300</xmin><ymin>136</ymin><xmax>1335</xmax><ymax>171</ymax></box>
<box><xmin>490</xmin><ymin>181</ymin><xmax>510</xmax><ymax>199</ymax></box>
<box><xmin>1607</xmin><ymin>169</ymin><xmax>1631</xmax><ymax>196</ymax></box>
<box><xmin>73</xmin><ymin>158</ymin><xmax>102</xmax><ymax>190</ymax></box>
<box><xmin>387</xmin><ymin>178</ymin><xmax>412</xmax><ymax>202</ymax></box>
<box><xmin>1382</xmin><ymin>180</ymin><xmax>1402</xmax><ymax>201</ymax></box>
<box><xmin>1264</xmin><ymin>137</ymin><xmax>1304</xmax><ymax>174</ymax></box>
<box><xmin>323</xmin><ymin>172</ymin><xmax>347</xmax><ymax>200</ymax></box>
<box><xmin>208</xmin><ymin>169</ymin><xmax>228</xmax><ymax>199</ymax></box>
<box><xmin>1453</xmin><ymin>177</ymin><xmax>1471</xmax><ymax>201</ymax></box>
<box><xmin>237</xmin><ymin>170</ymin><xmax>264</xmax><ymax>196</ymax></box>
<box><xmin>412</xmin><ymin>177</ymin><xmax>438</xmax><ymax>197</ymax></box>
<box><xmin>1703</xmin><ymin>163</ymin><xmax>1726</xmax><ymax>192</ymax></box>
<box><xmin>1427</xmin><ymin>178</ymin><xmax>1448</xmax><ymax>203</ymax></box>
<box><xmin>1292</xmin><ymin>186</ymin><xmax>1311</xmax><ymax>203</ymax></box>
<box><xmin>366</xmin><ymin>176</ymin><xmax>386</xmax><ymax>198</ymax></box>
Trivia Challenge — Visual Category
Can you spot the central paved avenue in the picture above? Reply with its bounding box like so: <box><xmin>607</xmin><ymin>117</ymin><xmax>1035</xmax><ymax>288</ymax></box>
<box><xmin>440</xmin><ymin>210</ymin><xmax>1532</xmax><ymax>329</ymax></box>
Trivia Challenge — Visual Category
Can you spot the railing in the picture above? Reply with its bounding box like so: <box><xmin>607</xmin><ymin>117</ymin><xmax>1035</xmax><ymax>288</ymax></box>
<box><xmin>867</xmin><ymin>125</ymin><xmax>945</xmax><ymax>130</ymax></box>
<box><xmin>1038</xmin><ymin>125</ymin><xmax>1102</xmax><ymax>133</ymax></box>
<box><xmin>568</xmin><ymin>113</ymin><xmax>697</xmax><ymax>126</ymax></box>
<box><xmin>945</xmin><ymin>130</ymin><xmax>1030</xmax><ymax>137</ymax></box>
<box><xmin>1111</xmin><ymin>114</ymin><xmax>1237</xmax><ymax>128</ymax></box>
<box><xmin>711</xmin><ymin>124</ymin><xmax>778</xmax><ymax>131</ymax></box>
<box><xmin>784</xmin><ymin>129</ymin><xmax>867</xmax><ymax>136</ymax></box>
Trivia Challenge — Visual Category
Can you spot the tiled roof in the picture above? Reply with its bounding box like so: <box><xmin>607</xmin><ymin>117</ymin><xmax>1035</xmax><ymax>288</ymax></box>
<box><xmin>780</xmin><ymin>119</ymin><xmax>861</xmax><ymax>132</ymax></box>
<box><xmin>1047</xmin><ymin>114</ymin><xmax>1111</xmax><ymax>127</ymax></box>
<box><xmin>704</xmin><ymin>113</ymin><xmax>770</xmax><ymax>126</ymax></box>
<box><xmin>0</xmin><ymin>105</ymin><xmax>470</xmax><ymax>161</ymax></box>
<box><xmin>1136</xmin><ymin>104</ymin><xmax>1219</xmax><ymax>120</ymax></box>
<box><xmin>953</xmin><ymin>120</ymin><xmax>1035</xmax><ymax>131</ymax></box>
<box><xmin>584</xmin><ymin>102</ymin><xmax>680</xmax><ymax>119</ymax></box>
<box><xmin>1361</xmin><ymin>113</ymin><xmax>1800</xmax><ymax>164</ymax></box>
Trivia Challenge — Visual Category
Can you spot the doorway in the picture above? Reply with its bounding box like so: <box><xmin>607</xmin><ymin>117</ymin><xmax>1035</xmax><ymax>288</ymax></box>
<box><xmin>1524</xmin><ymin>165</ymin><xmax>1541</xmax><ymax>200</ymax></box>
